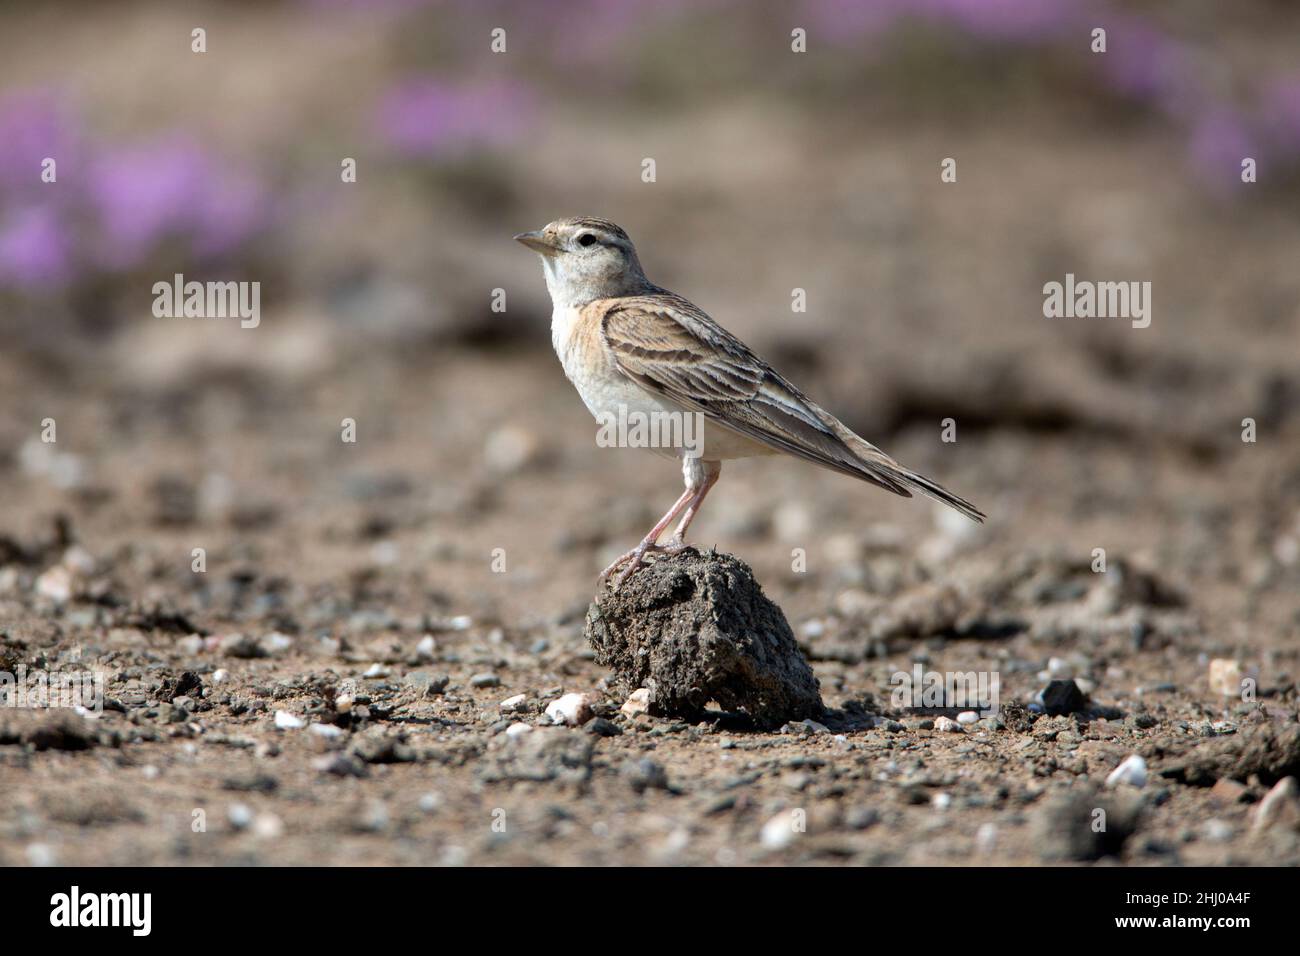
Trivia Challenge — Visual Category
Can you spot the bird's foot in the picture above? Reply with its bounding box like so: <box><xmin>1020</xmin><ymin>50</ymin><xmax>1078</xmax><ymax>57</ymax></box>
<box><xmin>600</xmin><ymin>537</ymin><xmax>690</xmax><ymax>590</ymax></box>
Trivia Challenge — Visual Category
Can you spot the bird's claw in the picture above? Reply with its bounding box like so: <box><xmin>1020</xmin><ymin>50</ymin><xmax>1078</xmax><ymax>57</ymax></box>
<box><xmin>600</xmin><ymin>537</ymin><xmax>689</xmax><ymax>590</ymax></box>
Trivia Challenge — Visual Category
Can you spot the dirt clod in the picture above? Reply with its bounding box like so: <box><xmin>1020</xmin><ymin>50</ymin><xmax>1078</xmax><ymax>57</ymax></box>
<box><xmin>584</xmin><ymin>548</ymin><xmax>823</xmax><ymax>729</ymax></box>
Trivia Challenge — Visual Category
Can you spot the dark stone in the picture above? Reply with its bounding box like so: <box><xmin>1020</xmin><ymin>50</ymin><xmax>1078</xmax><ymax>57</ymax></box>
<box><xmin>584</xmin><ymin>548</ymin><xmax>822</xmax><ymax>730</ymax></box>
<box><xmin>159</xmin><ymin>671</ymin><xmax>203</xmax><ymax>703</ymax></box>
<box><xmin>1000</xmin><ymin>700</ymin><xmax>1034</xmax><ymax>733</ymax></box>
<box><xmin>1039</xmin><ymin>679</ymin><xmax>1086</xmax><ymax>716</ymax></box>
<box><xmin>622</xmin><ymin>757</ymin><xmax>670</xmax><ymax>793</ymax></box>
<box><xmin>585</xmin><ymin>716</ymin><xmax>621</xmax><ymax>737</ymax></box>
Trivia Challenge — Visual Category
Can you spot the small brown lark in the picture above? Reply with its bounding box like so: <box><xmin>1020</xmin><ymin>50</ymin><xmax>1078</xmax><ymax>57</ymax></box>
<box><xmin>516</xmin><ymin>217</ymin><xmax>985</xmax><ymax>587</ymax></box>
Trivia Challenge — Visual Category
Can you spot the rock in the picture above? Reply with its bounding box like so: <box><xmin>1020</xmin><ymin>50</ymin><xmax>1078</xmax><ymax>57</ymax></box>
<box><xmin>227</xmin><ymin>803</ymin><xmax>254</xmax><ymax>829</ymax></box>
<box><xmin>956</xmin><ymin>711</ymin><xmax>979</xmax><ymax>725</ymax></box>
<box><xmin>479</xmin><ymin>727</ymin><xmax>593</xmax><ymax>785</ymax></box>
<box><xmin>1208</xmin><ymin>658</ymin><xmax>1245</xmax><ymax>698</ymax></box>
<box><xmin>35</xmin><ymin>565</ymin><xmax>74</xmax><ymax>604</ymax></box>
<box><xmin>415</xmin><ymin>634</ymin><xmax>437</xmax><ymax>660</ymax></box>
<box><xmin>1201</xmin><ymin>819</ymin><xmax>1234</xmax><ymax>842</ymax></box>
<box><xmin>504</xmin><ymin>722</ymin><xmax>533</xmax><ymax>739</ymax></box>
<box><xmin>544</xmin><ymin>692</ymin><xmax>593</xmax><ymax>727</ymax></box>
<box><xmin>586</xmin><ymin>717</ymin><xmax>621</xmax><ymax>737</ymax></box>
<box><xmin>620</xmin><ymin>688</ymin><xmax>651</xmax><ymax>718</ymax></box>
<box><xmin>252</xmin><ymin>813</ymin><xmax>284</xmax><ymax>839</ymax></box>
<box><xmin>1209</xmin><ymin>777</ymin><xmax>1248</xmax><ymax>805</ymax></box>
<box><xmin>470</xmin><ymin>672</ymin><xmax>500</xmax><ymax>689</ymax></box>
<box><xmin>999</xmin><ymin>700</ymin><xmax>1034</xmax><ymax>733</ymax></box>
<box><xmin>1038</xmin><ymin>679</ymin><xmax>1086</xmax><ymax>716</ymax></box>
<box><xmin>349</xmin><ymin>729</ymin><xmax>415</xmax><ymax>764</ymax></box>
<box><xmin>1158</xmin><ymin>723</ymin><xmax>1300</xmax><ymax>787</ymax></box>
<box><xmin>760</xmin><ymin>811</ymin><xmax>800</xmax><ymax>849</ymax></box>
<box><xmin>1252</xmin><ymin>777</ymin><xmax>1300</xmax><ymax>833</ymax></box>
<box><xmin>584</xmin><ymin>548</ymin><xmax>822</xmax><ymax>729</ymax></box>
<box><xmin>499</xmin><ymin>693</ymin><xmax>528</xmax><ymax>714</ymax></box>
<box><xmin>933</xmin><ymin>716</ymin><xmax>964</xmax><ymax>733</ymax></box>
<box><xmin>1105</xmin><ymin>754</ymin><xmax>1147</xmax><ymax>788</ymax></box>
<box><xmin>274</xmin><ymin>710</ymin><xmax>305</xmax><ymax>730</ymax></box>
<box><xmin>1033</xmin><ymin>789</ymin><xmax>1141</xmax><ymax>861</ymax></box>
<box><xmin>623</xmin><ymin>757</ymin><xmax>670</xmax><ymax>793</ymax></box>
<box><xmin>313</xmin><ymin>752</ymin><xmax>368</xmax><ymax>777</ymax></box>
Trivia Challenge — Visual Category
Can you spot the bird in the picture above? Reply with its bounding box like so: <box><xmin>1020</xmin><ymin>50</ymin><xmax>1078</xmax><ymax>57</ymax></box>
<box><xmin>515</xmin><ymin>216</ymin><xmax>985</xmax><ymax>588</ymax></box>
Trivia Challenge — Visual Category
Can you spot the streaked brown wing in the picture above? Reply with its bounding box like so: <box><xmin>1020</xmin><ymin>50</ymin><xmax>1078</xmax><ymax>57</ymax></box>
<box><xmin>597</xmin><ymin>295</ymin><xmax>912</xmax><ymax>497</ymax></box>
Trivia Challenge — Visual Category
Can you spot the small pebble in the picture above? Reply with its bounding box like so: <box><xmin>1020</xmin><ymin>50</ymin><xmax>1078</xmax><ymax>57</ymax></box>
<box><xmin>274</xmin><ymin>710</ymin><xmax>305</xmax><ymax>730</ymax></box>
<box><xmin>499</xmin><ymin>694</ymin><xmax>527</xmax><ymax>713</ymax></box>
<box><xmin>760</xmin><ymin>811</ymin><xmax>799</xmax><ymax>849</ymax></box>
<box><xmin>1105</xmin><ymin>754</ymin><xmax>1147</xmax><ymax>788</ymax></box>
<box><xmin>470</xmin><ymin>672</ymin><xmax>500</xmax><ymax>689</ymax></box>
<box><xmin>545</xmin><ymin>692</ymin><xmax>593</xmax><ymax>726</ymax></box>
<box><xmin>620</xmin><ymin>688</ymin><xmax>651</xmax><ymax>717</ymax></box>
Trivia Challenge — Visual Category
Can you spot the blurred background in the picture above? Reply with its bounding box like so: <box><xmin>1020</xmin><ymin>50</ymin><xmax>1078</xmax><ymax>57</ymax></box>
<box><xmin>2</xmin><ymin>0</ymin><xmax>1299</xmax><ymax>636</ymax></box>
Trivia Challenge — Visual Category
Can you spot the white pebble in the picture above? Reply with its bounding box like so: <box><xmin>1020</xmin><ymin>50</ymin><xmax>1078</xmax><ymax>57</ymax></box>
<box><xmin>499</xmin><ymin>693</ymin><xmax>527</xmax><ymax>714</ymax></box>
<box><xmin>309</xmin><ymin>722</ymin><xmax>343</xmax><ymax>739</ymax></box>
<box><xmin>504</xmin><ymin>722</ymin><xmax>533</xmax><ymax>739</ymax></box>
<box><xmin>274</xmin><ymin>710</ymin><xmax>305</xmax><ymax>730</ymax></box>
<box><xmin>620</xmin><ymin>688</ymin><xmax>651</xmax><ymax>717</ymax></box>
<box><xmin>252</xmin><ymin>813</ymin><xmax>284</xmax><ymax>839</ymax></box>
<box><xmin>363</xmin><ymin>663</ymin><xmax>388</xmax><ymax>678</ymax></box>
<box><xmin>1105</xmin><ymin>754</ymin><xmax>1147</xmax><ymax>788</ymax></box>
<box><xmin>760</xmin><ymin>811</ymin><xmax>799</xmax><ymax>849</ymax></box>
<box><xmin>335</xmin><ymin>693</ymin><xmax>354</xmax><ymax>713</ymax></box>
<box><xmin>35</xmin><ymin>566</ymin><xmax>73</xmax><ymax>604</ymax></box>
<box><xmin>227</xmin><ymin>803</ymin><xmax>254</xmax><ymax>829</ymax></box>
<box><xmin>956</xmin><ymin>711</ymin><xmax>979</xmax><ymax>725</ymax></box>
<box><xmin>545</xmin><ymin>692</ymin><xmax>593</xmax><ymax>726</ymax></box>
<box><xmin>25</xmin><ymin>843</ymin><xmax>56</xmax><ymax>867</ymax></box>
<box><xmin>415</xmin><ymin>634</ymin><xmax>436</xmax><ymax>659</ymax></box>
<box><xmin>211</xmin><ymin>668</ymin><xmax>230</xmax><ymax>684</ymax></box>
<box><xmin>933</xmin><ymin>716</ymin><xmax>963</xmax><ymax>733</ymax></box>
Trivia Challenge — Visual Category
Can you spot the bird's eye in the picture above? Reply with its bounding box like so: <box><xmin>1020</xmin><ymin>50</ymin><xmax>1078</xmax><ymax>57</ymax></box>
<box><xmin>577</xmin><ymin>233</ymin><xmax>598</xmax><ymax>247</ymax></box>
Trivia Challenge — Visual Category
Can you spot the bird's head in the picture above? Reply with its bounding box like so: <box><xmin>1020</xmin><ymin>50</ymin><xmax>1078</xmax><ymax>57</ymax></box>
<box><xmin>514</xmin><ymin>217</ymin><xmax>652</xmax><ymax>307</ymax></box>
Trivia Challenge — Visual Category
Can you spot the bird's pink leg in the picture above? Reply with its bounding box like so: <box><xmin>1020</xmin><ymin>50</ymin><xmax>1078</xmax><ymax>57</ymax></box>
<box><xmin>604</xmin><ymin>459</ymin><xmax>722</xmax><ymax>589</ymax></box>
<box><xmin>664</xmin><ymin>461</ymin><xmax>720</xmax><ymax>547</ymax></box>
<box><xmin>599</xmin><ymin>486</ymin><xmax>694</xmax><ymax>585</ymax></box>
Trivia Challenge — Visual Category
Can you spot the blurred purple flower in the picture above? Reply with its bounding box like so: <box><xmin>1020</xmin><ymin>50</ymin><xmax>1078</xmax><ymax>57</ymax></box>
<box><xmin>85</xmin><ymin>136</ymin><xmax>268</xmax><ymax>270</ymax></box>
<box><xmin>0</xmin><ymin>89</ymin><xmax>80</xmax><ymax>195</ymax></box>
<box><xmin>1188</xmin><ymin>108</ymin><xmax>1255</xmax><ymax>189</ymax></box>
<box><xmin>377</xmin><ymin>78</ymin><xmax>534</xmax><ymax>157</ymax></box>
<box><xmin>924</xmin><ymin>0</ymin><xmax>1074</xmax><ymax>42</ymax></box>
<box><xmin>1261</xmin><ymin>77</ymin><xmax>1300</xmax><ymax>151</ymax></box>
<box><xmin>0</xmin><ymin>205</ymin><xmax>72</xmax><ymax>289</ymax></box>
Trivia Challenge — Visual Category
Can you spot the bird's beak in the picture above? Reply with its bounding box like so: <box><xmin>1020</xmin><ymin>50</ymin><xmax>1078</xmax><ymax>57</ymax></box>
<box><xmin>514</xmin><ymin>230</ymin><xmax>560</xmax><ymax>256</ymax></box>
